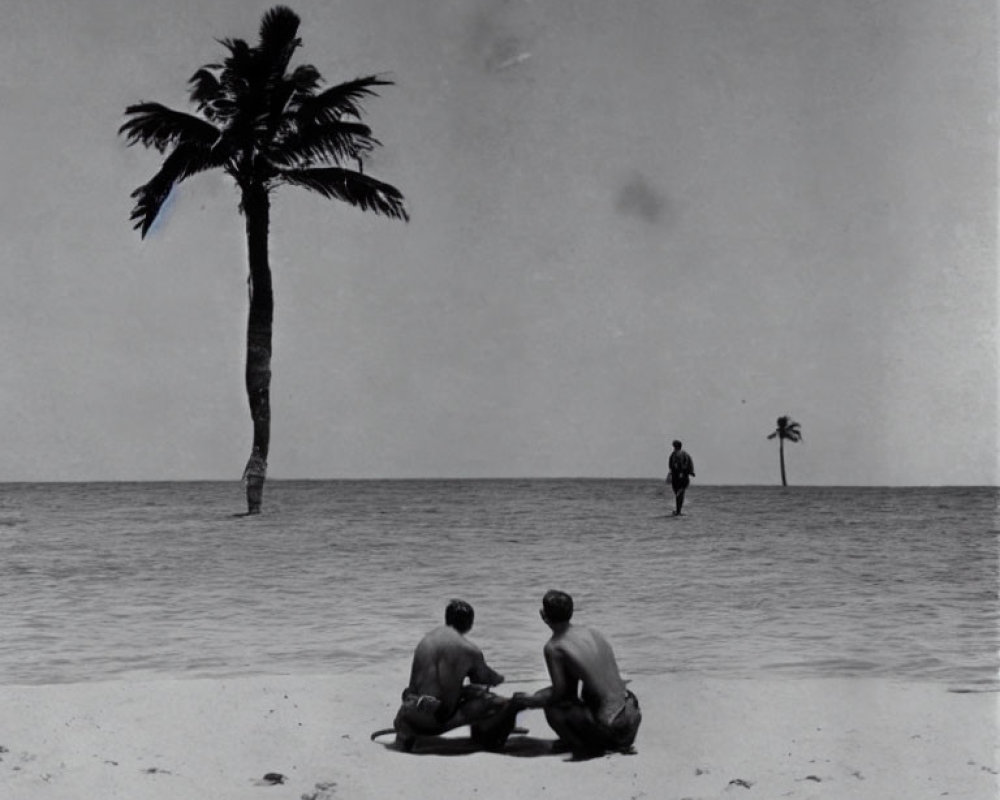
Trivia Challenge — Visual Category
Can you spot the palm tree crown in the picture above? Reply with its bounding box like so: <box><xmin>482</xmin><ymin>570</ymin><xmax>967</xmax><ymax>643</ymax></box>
<box><xmin>767</xmin><ymin>416</ymin><xmax>802</xmax><ymax>445</ymax></box>
<box><xmin>119</xmin><ymin>5</ymin><xmax>408</xmax><ymax>236</ymax></box>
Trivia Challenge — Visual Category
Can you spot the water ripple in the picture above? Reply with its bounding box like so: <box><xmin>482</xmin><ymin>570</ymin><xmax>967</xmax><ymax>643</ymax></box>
<box><xmin>0</xmin><ymin>481</ymin><xmax>995</xmax><ymax>687</ymax></box>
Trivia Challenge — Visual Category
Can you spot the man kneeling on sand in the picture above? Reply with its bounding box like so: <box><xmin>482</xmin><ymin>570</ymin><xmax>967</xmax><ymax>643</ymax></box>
<box><xmin>392</xmin><ymin>599</ymin><xmax>525</xmax><ymax>752</ymax></box>
<box><xmin>516</xmin><ymin>590</ymin><xmax>641</xmax><ymax>759</ymax></box>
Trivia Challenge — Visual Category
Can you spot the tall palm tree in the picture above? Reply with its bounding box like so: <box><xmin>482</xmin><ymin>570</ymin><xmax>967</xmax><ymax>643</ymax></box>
<box><xmin>120</xmin><ymin>6</ymin><xmax>408</xmax><ymax>514</ymax></box>
<box><xmin>767</xmin><ymin>415</ymin><xmax>802</xmax><ymax>487</ymax></box>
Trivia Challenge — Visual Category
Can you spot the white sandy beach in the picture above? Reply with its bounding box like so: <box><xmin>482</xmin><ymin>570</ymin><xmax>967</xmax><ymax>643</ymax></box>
<box><xmin>0</xmin><ymin>673</ymin><xmax>995</xmax><ymax>800</ymax></box>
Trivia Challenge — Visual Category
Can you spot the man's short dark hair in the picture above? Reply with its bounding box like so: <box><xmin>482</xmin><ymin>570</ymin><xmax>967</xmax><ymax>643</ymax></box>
<box><xmin>445</xmin><ymin>599</ymin><xmax>474</xmax><ymax>632</ymax></box>
<box><xmin>672</xmin><ymin>440</ymin><xmax>682</xmax><ymax>448</ymax></box>
<box><xmin>542</xmin><ymin>590</ymin><xmax>574</xmax><ymax>623</ymax></box>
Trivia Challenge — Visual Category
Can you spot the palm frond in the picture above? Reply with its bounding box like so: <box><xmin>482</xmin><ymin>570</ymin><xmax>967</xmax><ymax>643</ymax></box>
<box><xmin>128</xmin><ymin>144</ymin><xmax>228</xmax><ymax>237</ymax></box>
<box><xmin>289</xmin><ymin>64</ymin><xmax>322</xmax><ymax>95</ymax></box>
<box><xmin>279</xmin><ymin>167</ymin><xmax>408</xmax><ymax>221</ymax></box>
<box><xmin>218</xmin><ymin>37</ymin><xmax>252</xmax><ymax>61</ymax></box>
<box><xmin>129</xmin><ymin>180</ymin><xmax>173</xmax><ymax>239</ymax></box>
<box><xmin>298</xmin><ymin>75</ymin><xmax>394</xmax><ymax>125</ymax></box>
<box><xmin>258</xmin><ymin>5</ymin><xmax>301</xmax><ymax>77</ymax></box>
<box><xmin>120</xmin><ymin>103</ymin><xmax>220</xmax><ymax>153</ymax></box>
<box><xmin>188</xmin><ymin>68</ymin><xmax>225</xmax><ymax>116</ymax></box>
<box><xmin>217</xmin><ymin>38</ymin><xmax>256</xmax><ymax>95</ymax></box>
<box><xmin>271</xmin><ymin>121</ymin><xmax>378</xmax><ymax>167</ymax></box>
<box><xmin>267</xmin><ymin>66</ymin><xmax>323</xmax><ymax>139</ymax></box>
<box><xmin>260</xmin><ymin>79</ymin><xmax>297</xmax><ymax>137</ymax></box>
<box><xmin>187</xmin><ymin>68</ymin><xmax>240</xmax><ymax>125</ymax></box>
<box><xmin>260</xmin><ymin>5</ymin><xmax>300</xmax><ymax>39</ymax></box>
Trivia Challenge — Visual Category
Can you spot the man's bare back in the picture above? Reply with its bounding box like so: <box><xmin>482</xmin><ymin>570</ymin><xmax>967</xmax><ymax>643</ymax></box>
<box><xmin>544</xmin><ymin>625</ymin><xmax>629</xmax><ymax>724</ymax></box>
<box><xmin>408</xmin><ymin>625</ymin><xmax>502</xmax><ymax>718</ymax></box>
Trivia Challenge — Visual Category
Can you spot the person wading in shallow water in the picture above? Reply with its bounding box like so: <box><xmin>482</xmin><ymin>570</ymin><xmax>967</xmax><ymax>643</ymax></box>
<box><xmin>667</xmin><ymin>439</ymin><xmax>695</xmax><ymax>515</ymax></box>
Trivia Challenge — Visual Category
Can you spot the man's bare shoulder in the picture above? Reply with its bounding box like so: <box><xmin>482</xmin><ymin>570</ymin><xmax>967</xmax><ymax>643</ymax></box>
<box><xmin>585</xmin><ymin>626</ymin><xmax>612</xmax><ymax>647</ymax></box>
<box><xmin>423</xmin><ymin>625</ymin><xmax>455</xmax><ymax>641</ymax></box>
<box><xmin>543</xmin><ymin>633</ymin><xmax>571</xmax><ymax>658</ymax></box>
<box><xmin>564</xmin><ymin>624</ymin><xmax>601</xmax><ymax>644</ymax></box>
<box><xmin>423</xmin><ymin>626</ymin><xmax>481</xmax><ymax>655</ymax></box>
<box><xmin>555</xmin><ymin>625</ymin><xmax>609</xmax><ymax>657</ymax></box>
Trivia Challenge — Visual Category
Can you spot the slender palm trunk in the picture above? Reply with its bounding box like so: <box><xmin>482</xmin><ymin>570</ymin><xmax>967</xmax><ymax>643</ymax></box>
<box><xmin>242</xmin><ymin>183</ymin><xmax>273</xmax><ymax>514</ymax></box>
<box><xmin>779</xmin><ymin>439</ymin><xmax>787</xmax><ymax>487</ymax></box>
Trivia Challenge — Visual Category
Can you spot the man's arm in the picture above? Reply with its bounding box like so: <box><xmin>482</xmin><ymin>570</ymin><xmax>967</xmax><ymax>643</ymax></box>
<box><xmin>467</xmin><ymin>648</ymin><xmax>504</xmax><ymax>687</ymax></box>
<box><xmin>522</xmin><ymin>642</ymin><xmax>577</xmax><ymax>708</ymax></box>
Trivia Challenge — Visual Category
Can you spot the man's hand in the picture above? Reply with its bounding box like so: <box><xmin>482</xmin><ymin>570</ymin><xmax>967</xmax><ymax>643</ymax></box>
<box><xmin>513</xmin><ymin>688</ymin><xmax>549</xmax><ymax>709</ymax></box>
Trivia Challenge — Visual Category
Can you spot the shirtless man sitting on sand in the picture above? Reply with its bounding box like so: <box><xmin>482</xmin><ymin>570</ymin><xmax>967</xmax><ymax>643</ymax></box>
<box><xmin>392</xmin><ymin>599</ymin><xmax>525</xmax><ymax>752</ymax></box>
<box><xmin>516</xmin><ymin>590</ymin><xmax>641</xmax><ymax>759</ymax></box>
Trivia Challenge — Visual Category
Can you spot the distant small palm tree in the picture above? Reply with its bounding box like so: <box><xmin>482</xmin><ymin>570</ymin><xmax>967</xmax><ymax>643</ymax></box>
<box><xmin>767</xmin><ymin>416</ymin><xmax>802</xmax><ymax>487</ymax></box>
<box><xmin>120</xmin><ymin>6</ymin><xmax>408</xmax><ymax>514</ymax></box>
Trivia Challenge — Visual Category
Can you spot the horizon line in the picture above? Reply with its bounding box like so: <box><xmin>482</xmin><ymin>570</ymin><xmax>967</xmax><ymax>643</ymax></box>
<box><xmin>0</xmin><ymin>478</ymin><xmax>995</xmax><ymax>489</ymax></box>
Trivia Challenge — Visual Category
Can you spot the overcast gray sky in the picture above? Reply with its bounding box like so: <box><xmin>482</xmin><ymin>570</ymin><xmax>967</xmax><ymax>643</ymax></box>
<box><xmin>0</xmin><ymin>0</ymin><xmax>995</xmax><ymax>484</ymax></box>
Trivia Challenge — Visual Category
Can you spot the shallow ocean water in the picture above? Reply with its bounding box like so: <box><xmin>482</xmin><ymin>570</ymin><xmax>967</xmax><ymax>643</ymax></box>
<box><xmin>0</xmin><ymin>481</ymin><xmax>995</xmax><ymax>688</ymax></box>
